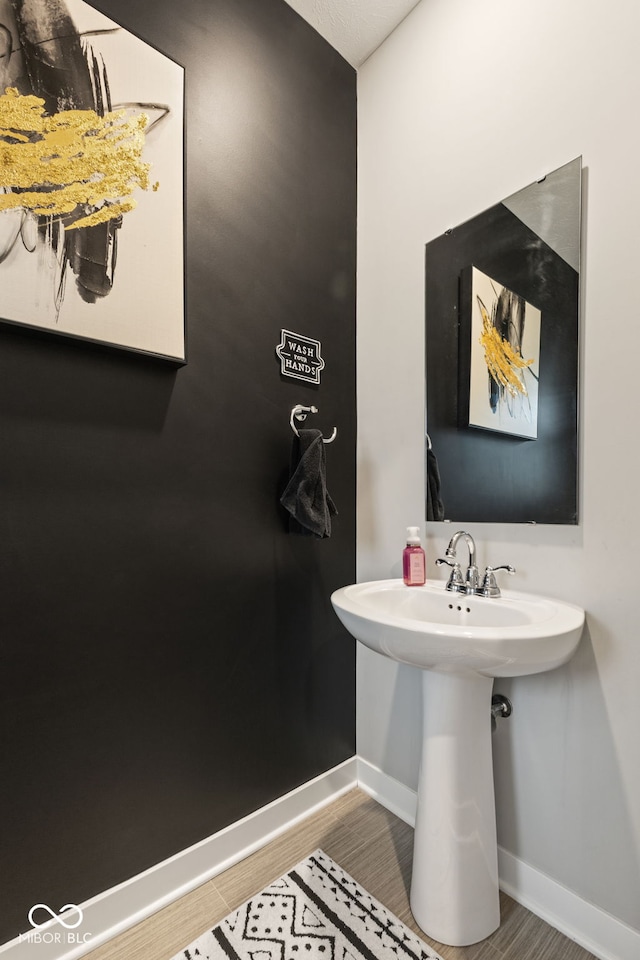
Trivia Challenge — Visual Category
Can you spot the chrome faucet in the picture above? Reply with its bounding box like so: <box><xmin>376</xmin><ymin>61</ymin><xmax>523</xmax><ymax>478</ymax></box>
<box><xmin>436</xmin><ymin>531</ymin><xmax>515</xmax><ymax>597</ymax></box>
<box><xmin>436</xmin><ymin>531</ymin><xmax>479</xmax><ymax>593</ymax></box>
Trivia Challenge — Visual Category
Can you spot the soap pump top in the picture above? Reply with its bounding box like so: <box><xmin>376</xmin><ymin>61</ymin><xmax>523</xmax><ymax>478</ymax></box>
<box><xmin>406</xmin><ymin>526</ymin><xmax>422</xmax><ymax>545</ymax></box>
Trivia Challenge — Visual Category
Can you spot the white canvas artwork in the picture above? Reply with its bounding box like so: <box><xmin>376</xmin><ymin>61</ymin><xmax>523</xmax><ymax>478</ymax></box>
<box><xmin>0</xmin><ymin>0</ymin><xmax>184</xmax><ymax>361</ymax></box>
<box><xmin>468</xmin><ymin>266</ymin><xmax>541</xmax><ymax>439</ymax></box>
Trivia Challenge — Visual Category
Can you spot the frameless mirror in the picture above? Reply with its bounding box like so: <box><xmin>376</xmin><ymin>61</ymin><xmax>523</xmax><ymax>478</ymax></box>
<box><xmin>425</xmin><ymin>157</ymin><xmax>581</xmax><ymax>524</ymax></box>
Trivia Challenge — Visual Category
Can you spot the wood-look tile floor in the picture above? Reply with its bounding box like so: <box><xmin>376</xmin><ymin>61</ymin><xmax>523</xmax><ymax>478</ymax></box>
<box><xmin>84</xmin><ymin>789</ymin><xmax>596</xmax><ymax>960</ymax></box>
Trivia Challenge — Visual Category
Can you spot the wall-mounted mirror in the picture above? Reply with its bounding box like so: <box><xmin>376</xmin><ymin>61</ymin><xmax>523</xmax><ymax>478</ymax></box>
<box><xmin>425</xmin><ymin>157</ymin><xmax>581</xmax><ymax>524</ymax></box>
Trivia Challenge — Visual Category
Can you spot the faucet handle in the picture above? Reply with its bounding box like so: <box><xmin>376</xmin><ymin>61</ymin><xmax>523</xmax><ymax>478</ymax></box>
<box><xmin>481</xmin><ymin>564</ymin><xmax>516</xmax><ymax>598</ymax></box>
<box><xmin>436</xmin><ymin>556</ymin><xmax>466</xmax><ymax>593</ymax></box>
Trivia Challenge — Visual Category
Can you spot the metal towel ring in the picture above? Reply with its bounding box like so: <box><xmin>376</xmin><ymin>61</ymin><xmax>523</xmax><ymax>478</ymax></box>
<box><xmin>290</xmin><ymin>404</ymin><xmax>337</xmax><ymax>443</ymax></box>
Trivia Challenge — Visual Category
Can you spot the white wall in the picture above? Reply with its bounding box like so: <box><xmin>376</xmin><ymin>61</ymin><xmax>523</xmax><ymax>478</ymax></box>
<box><xmin>357</xmin><ymin>0</ymin><xmax>640</xmax><ymax>935</ymax></box>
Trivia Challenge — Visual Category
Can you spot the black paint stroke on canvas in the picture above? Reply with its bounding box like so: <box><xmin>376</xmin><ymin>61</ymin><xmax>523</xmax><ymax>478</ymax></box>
<box><xmin>487</xmin><ymin>284</ymin><xmax>525</xmax><ymax>412</ymax></box>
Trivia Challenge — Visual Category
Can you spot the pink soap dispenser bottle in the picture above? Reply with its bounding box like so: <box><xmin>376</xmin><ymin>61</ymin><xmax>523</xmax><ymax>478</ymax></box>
<box><xmin>403</xmin><ymin>526</ymin><xmax>426</xmax><ymax>586</ymax></box>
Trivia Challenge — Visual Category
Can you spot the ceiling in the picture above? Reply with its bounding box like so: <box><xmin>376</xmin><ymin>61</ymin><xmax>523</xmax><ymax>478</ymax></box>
<box><xmin>283</xmin><ymin>0</ymin><xmax>422</xmax><ymax>67</ymax></box>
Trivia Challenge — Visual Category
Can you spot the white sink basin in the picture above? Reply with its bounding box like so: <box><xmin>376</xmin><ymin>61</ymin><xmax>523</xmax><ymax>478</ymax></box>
<box><xmin>331</xmin><ymin>577</ymin><xmax>585</xmax><ymax>947</ymax></box>
<box><xmin>331</xmin><ymin>578</ymin><xmax>584</xmax><ymax>678</ymax></box>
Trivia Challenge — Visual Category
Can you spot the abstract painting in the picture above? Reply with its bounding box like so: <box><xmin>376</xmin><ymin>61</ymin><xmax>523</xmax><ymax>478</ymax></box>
<box><xmin>467</xmin><ymin>266</ymin><xmax>540</xmax><ymax>439</ymax></box>
<box><xmin>0</xmin><ymin>0</ymin><xmax>184</xmax><ymax>361</ymax></box>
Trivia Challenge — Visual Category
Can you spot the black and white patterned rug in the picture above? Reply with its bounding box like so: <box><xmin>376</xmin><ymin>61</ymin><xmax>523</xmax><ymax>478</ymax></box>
<box><xmin>172</xmin><ymin>849</ymin><xmax>444</xmax><ymax>960</ymax></box>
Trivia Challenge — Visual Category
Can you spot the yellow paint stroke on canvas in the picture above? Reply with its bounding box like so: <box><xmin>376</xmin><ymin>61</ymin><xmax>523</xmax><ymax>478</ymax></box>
<box><xmin>0</xmin><ymin>87</ymin><xmax>152</xmax><ymax>229</ymax></box>
<box><xmin>477</xmin><ymin>297</ymin><xmax>533</xmax><ymax>397</ymax></box>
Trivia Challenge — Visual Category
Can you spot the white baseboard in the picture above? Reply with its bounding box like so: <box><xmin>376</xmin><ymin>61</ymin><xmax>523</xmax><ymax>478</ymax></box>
<box><xmin>357</xmin><ymin>758</ymin><xmax>640</xmax><ymax>960</ymax></box>
<box><xmin>356</xmin><ymin>757</ymin><xmax>417</xmax><ymax>826</ymax></box>
<box><xmin>498</xmin><ymin>846</ymin><xmax>640</xmax><ymax>960</ymax></box>
<box><xmin>0</xmin><ymin>757</ymin><xmax>358</xmax><ymax>960</ymax></box>
<box><xmin>4</xmin><ymin>756</ymin><xmax>639</xmax><ymax>960</ymax></box>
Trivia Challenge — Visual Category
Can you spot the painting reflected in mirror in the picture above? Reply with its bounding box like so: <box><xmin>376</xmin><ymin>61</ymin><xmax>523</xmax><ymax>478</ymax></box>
<box><xmin>425</xmin><ymin>157</ymin><xmax>581</xmax><ymax>524</ymax></box>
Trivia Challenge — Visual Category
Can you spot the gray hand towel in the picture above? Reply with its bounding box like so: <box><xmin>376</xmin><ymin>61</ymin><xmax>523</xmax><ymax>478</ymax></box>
<box><xmin>427</xmin><ymin>447</ymin><xmax>445</xmax><ymax>521</ymax></box>
<box><xmin>280</xmin><ymin>428</ymin><xmax>337</xmax><ymax>538</ymax></box>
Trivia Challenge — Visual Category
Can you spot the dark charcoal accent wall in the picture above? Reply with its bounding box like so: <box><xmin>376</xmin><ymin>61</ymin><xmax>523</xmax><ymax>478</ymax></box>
<box><xmin>0</xmin><ymin>0</ymin><xmax>356</xmax><ymax>943</ymax></box>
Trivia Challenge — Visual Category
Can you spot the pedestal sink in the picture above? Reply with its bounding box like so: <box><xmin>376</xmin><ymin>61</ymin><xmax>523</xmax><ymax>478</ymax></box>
<box><xmin>331</xmin><ymin>578</ymin><xmax>584</xmax><ymax>947</ymax></box>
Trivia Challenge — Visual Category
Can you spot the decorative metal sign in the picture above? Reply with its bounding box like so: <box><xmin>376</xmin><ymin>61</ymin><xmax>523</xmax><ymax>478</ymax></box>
<box><xmin>276</xmin><ymin>329</ymin><xmax>325</xmax><ymax>384</ymax></box>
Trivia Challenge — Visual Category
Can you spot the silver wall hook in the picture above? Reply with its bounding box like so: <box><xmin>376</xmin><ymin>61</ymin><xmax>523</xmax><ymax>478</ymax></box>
<box><xmin>290</xmin><ymin>404</ymin><xmax>337</xmax><ymax>443</ymax></box>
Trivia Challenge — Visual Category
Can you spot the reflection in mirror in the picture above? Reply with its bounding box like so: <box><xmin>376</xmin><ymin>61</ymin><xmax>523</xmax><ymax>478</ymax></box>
<box><xmin>425</xmin><ymin>157</ymin><xmax>581</xmax><ymax>524</ymax></box>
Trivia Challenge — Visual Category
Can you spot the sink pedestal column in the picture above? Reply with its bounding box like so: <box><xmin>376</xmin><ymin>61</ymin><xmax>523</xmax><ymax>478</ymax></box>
<box><xmin>410</xmin><ymin>670</ymin><xmax>499</xmax><ymax>947</ymax></box>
